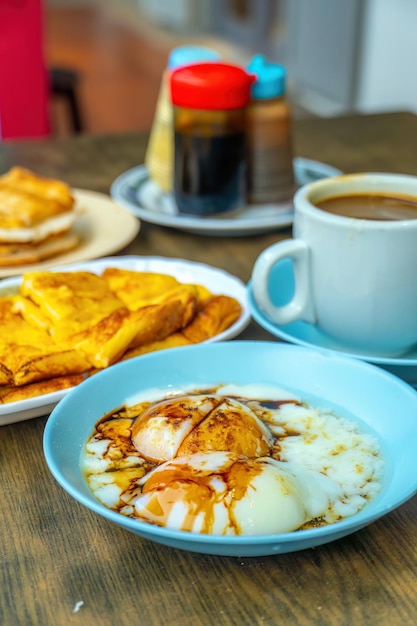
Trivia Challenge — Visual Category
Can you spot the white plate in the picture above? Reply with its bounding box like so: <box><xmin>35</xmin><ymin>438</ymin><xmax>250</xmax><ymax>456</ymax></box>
<box><xmin>247</xmin><ymin>259</ymin><xmax>417</xmax><ymax>386</ymax></box>
<box><xmin>110</xmin><ymin>158</ymin><xmax>342</xmax><ymax>237</ymax></box>
<box><xmin>0</xmin><ymin>189</ymin><xmax>140</xmax><ymax>278</ymax></box>
<box><xmin>0</xmin><ymin>255</ymin><xmax>250</xmax><ymax>426</ymax></box>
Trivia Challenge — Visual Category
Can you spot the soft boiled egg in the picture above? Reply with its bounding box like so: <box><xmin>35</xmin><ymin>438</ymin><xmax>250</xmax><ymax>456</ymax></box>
<box><xmin>134</xmin><ymin>451</ymin><xmax>342</xmax><ymax>535</ymax></box>
<box><xmin>130</xmin><ymin>395</ymin><xmax>273</xmax><ymax>462</ymax></box>
<box><xmin>83</xmin><ymin>384</ymin><xmax>384</xmax><ymax>536</ymax></box>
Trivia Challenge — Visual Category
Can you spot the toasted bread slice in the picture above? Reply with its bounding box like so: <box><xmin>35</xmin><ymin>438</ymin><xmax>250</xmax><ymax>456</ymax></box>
<box><xmin>101</xmin><ymin>268</ymin><xmax>181</xmax><ymax>310</ymax></box>
<box><xmin>0</xmin><ymin>167</ymin><xmax>74</xmax><ymax>209</ymax></box>
<box><xmin>68</xmin><ymin>297</ymin><xmax>190</xmax><ymax>369</ymax></box>
<box><xmin>0</xmin><ymin>296</ymin><xmax>51</xmax><ymax>346</ymax></box>
<box><xmin>0</xmin><ymin>166</ymin><xmax>77</xmax><ymax>243</ymax></box>
<box><xmin>12</xmin><ymin>295</ymin><xmax>51</xmax><ymax>331</ymax></box>
<box><xmin>0</xmin><ymin>231</ymin><xmax>80</xmax><ymax>266</ymax></box>
<box><xmin>0</xmin><ymin>192</ymin><xmax>78</xmax><ymax>242</ymax></box>
<box><xmin>0</xmin><ymin>373</ymin><xmax>85</xmax><ymax>404</ymax></box>
<box><xmin>0</xmin><ymin>296</ymin><xmax>91</xmax><ymax>386</ymax></box>
<box><xmin>1</xmin><ymin>344</ymin><xmax>91</xmax><ymax>387</ymax></box>
<box><xmin>19</xmin><ymin>270</ymin><xmax>127</xmax><ymax>338</ymax></box>
<box><xmin>0</xmin><ymin>362</ymin><xmax>12</xmax><ymax>387</ymax></box>
<box><xmin>0</xmin><ymin>296</ymin><xmax>47</xmax><ymax>385</ymax></box>
<box><xmin>193</xmin><ymin>283</ymin><xmax>214</xmax><ymax>305</ymax></box>
<box><xmin>120</xmin><ymin>331</ymin><xmax>192</xmax><ymax>361</ymax></box>
<box><xmin>66</xmin><ymin>307</ymin><xmax>137</xmax><ymax>369</ymax></box>
<box><xmin>150</xmin><ymin>284</ymin><xmax>199</xmax><ymax>327</ymax></box>
<box><xmin>182</xmin><ymin>295</ymin><xmax>242</xmax><ymax>343</ymax></box>
<box><xmin>127</xmin><ymin>298</ymin><xmax>192</xmax><ymax>350</ymax></box>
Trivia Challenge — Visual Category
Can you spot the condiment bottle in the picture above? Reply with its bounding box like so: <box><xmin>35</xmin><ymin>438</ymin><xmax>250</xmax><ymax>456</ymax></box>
<box><xmin>246</xmin><ymin>55</ymin><xmax>296</xmax><ymax>206</ymax></box>
<box><xmin>170</xmin><ymin>62</ymin><xmax>254</xmax><ymax>216</ymax></box>
<box><xmin>144</xmin><ymin>45</ymin><xmax>220</xmax><ymax>194</ymax></box>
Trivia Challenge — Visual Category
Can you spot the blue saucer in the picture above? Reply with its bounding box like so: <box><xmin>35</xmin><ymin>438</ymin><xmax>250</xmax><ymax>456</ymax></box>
<box><xmin>247</xmin><ymin>259</ymin><xmax>417</xmax><ymax>386</ymax></box>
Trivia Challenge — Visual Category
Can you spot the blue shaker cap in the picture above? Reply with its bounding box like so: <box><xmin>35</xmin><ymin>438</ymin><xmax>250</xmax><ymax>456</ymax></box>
<box><xmin>247</xmin><ymin>54</ymin><xmax>286</xmax><ymax>99</ymax></box>
<box><xmin>168</xmin><ymin>45</ymin><xmax>220</xmax><ymax>70</ymax></box>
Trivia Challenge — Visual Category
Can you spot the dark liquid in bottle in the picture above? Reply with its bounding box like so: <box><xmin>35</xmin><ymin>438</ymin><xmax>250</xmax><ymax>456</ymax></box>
<box><xmin>174</xmin><ymin>131</ymin><xmax>246</xmax><ymax>215</ymax></box>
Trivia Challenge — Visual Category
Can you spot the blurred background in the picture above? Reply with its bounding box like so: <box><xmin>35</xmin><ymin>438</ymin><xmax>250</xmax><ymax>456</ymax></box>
<box><xmin>29</xmin><ymin>0</ymin><xmax>417</xmax><ymax>137</ymax></box>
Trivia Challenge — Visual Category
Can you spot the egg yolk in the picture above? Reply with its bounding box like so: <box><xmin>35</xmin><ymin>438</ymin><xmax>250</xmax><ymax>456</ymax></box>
<box><xmin>131</xmin><ymin>395</ymin><xmax>273</xmax><ymax>462</ymax></box>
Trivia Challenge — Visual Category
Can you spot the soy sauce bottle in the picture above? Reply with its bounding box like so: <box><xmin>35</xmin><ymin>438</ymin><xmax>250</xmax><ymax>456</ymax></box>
<box><xmin>170</xmin><ymin>62</ymin><xmax>254</xmax><ymax>216</ymax></box>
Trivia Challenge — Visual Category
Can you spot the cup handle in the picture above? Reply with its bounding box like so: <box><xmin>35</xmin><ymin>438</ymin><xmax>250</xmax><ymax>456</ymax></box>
<box><xmin>251</xmin><ymin>239</ymin><xmax>316</xmax><ymax>325</ymax></box>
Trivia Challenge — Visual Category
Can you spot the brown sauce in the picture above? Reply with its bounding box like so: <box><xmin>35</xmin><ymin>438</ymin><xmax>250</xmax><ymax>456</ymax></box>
<box><xmin>314</xmin><ymin>192</ymin><xmax>417</xmax><ymax>221</ymax></box>
<box><xmin>174</xmin><ymin>131</ymin><xmax>246</xmax><ymax>215</ymax></box>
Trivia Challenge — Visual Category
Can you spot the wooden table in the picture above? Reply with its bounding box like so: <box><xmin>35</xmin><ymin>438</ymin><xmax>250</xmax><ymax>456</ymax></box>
<box><xmin>1</xmin><ymin>111</ymin><xmax>417</xmax><ymax>626</ymax></box>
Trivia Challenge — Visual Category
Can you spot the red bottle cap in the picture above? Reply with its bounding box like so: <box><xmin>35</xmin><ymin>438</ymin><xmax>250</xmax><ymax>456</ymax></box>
<box><xmin>170</xmin><ymin>62</ymin><xmax>255</xmax><ymax>110</ymax></box>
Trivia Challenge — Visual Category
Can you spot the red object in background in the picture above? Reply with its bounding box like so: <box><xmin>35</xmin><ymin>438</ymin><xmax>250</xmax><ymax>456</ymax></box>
<box><xmin>0</xmin><ymin>0</ymin><xmax>50</xmax><ymax>140</ymax></box>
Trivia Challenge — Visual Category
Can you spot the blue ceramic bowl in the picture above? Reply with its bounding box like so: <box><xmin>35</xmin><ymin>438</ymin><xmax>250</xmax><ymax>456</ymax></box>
<box><xmin>43</xmin><ymin>341</ymin><xmax>417</xmax><ymax>557</ymax></box>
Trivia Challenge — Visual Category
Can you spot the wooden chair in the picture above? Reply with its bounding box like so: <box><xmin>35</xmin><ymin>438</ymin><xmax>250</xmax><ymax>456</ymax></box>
<box><xmin>50</xmin><ymin>66</ymin><xmax>83</xmax><ymax>134</ymax></box>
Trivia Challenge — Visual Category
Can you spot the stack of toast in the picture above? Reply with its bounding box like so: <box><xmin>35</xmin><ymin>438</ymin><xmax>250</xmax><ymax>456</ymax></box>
<box><xmin>0</xmin><ymin>167</ymin><xmax>80</xmax><ymax>266</ymax></box>
<box><xmin>0</xmin><ymin>268</ymin><xmax>242</xmax><ymax>403</ymax></box>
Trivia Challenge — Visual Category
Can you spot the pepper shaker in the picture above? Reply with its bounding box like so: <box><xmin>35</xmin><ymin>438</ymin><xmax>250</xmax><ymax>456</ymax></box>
<box><xmin>246</xmin><ymin>55</ymin><xmax>296</xmax><ymax>207</ymax></box>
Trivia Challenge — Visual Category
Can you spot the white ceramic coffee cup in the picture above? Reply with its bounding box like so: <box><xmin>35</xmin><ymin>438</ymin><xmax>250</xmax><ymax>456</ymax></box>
<box><xmin>252</xmin><ymin>172</ymin><xmax>417</xmax><ymax>357</ymax></box>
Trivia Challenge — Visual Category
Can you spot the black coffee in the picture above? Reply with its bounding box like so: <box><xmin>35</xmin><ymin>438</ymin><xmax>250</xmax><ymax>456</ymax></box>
<box><xmin>314</xmin><ymin>193</ymin><xmax>417</xmax><ymax>220</ymax></box>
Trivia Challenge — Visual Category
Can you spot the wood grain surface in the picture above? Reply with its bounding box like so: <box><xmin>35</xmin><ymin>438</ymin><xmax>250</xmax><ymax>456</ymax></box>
<box><xmin>1</xmin><ymin>111</ymin><xmax>417</xmax><ymax>626</ymax></box>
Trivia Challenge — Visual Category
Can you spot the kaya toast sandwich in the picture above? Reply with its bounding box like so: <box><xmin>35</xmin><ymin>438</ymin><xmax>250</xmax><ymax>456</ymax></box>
<box><xmin>0</xmin><ymin>167</ymin><xmax>80</xmax><ymax>266</ymax></box>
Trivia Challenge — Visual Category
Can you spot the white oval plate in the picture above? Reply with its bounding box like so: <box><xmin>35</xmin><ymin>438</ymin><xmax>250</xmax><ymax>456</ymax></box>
<box><xmin>0</xmin><ymin>189</ymin><xmax>140</xmax><ymax>278</ymax></box>
<box><xmin>110</xmin><ymin>158</ymin><xmax>342</xmax><ymax>237</ymax></box>
<box><xmin>0</xmin><ymin>256</ymin><xmax>250</xmax><ymax>426</ymax></box>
